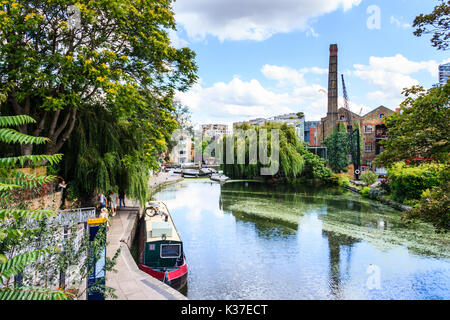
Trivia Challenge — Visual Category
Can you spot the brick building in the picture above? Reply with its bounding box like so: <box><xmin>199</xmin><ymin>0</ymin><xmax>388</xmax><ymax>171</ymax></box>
<box><xmin>359</xmin><ymin>106</ymin><xmax>393</xmax><ymax>174</ymax></box>
<box><xmin>317</xmin><ymin>44</ymin><xmax>395</xmax><ymax>174</ymax></box>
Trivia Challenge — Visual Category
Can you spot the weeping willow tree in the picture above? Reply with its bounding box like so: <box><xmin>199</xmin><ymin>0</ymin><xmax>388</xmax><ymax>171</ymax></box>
<box><xmin>222</xmin><ymin>122</ymin><xmax>332</xmax><ymax>183</ymax></box>
<box><xmin>61</xmin><ymin>90</ymin><xmax>179</xmax><ymax>205</ymax></box>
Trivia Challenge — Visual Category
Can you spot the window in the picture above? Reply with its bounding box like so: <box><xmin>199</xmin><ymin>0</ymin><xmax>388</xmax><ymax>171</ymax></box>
<box><xmin>365</xmin><ymin>143</ymin><xmax>373</xmax><ymax>152</ymax></box>
<box><xmin>364</xmin><ymin>125</ymin><xmax>373</xmax><ymax>133</ymax></box>
<box><xmin>160</xmin><ymin>244</ymin><xmax>181</xmax><ymax>258</ymax></box>
<box><xmin>340</xmin><ymin>115</ymin><xmax>345</xmax><ymax>121</ymax></box>
<box><xmin>379</xmin><ymin>113</ymin><xmax>385</xmax><ymax>119</ymax></box>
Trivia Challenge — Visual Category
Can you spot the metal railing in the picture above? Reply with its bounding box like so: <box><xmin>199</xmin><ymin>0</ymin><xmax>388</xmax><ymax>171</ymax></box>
<box><xmin>55</xmin><ymin>207</ymin><xmax>97</xmax><ymax>226</ymax></box>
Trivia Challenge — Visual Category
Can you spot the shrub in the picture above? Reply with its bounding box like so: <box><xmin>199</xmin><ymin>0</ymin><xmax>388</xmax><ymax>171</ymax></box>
<box><xmin>302</xmin><ymin>151</ymin><xmax>333</xmax><ymax>181</ymax></box>
<box><xmin>387</xmin><ymin>162</ymin><xmax>447</xmax><ymax>203</ymax></box>
<box><xmin>368</xmin><ymin>186</ymin><xmax>386</xmax><ymax>199</ymax></box>
<box><xmin>361</xmin><ymin>186</ymin><xmax>370</xmax><ymax>198</ymax></box>
<box><xmin>360</xmin><ymin>170</ymin><xmax>378</xmax><ymax>185</ymax></box>
<box><xmin>334</xmin><ymin>173</ymin><xmax>350</xmax><ymax>187</ymax></box>
<box><xmin>405</xmin><ymin>182</ymin><xmax>449</xmax><ymax>232</ymax></box>
<box><xmin>379</xmin><ymin>178</ymin><xmax>391</xmax><ymax>193</ymax></box>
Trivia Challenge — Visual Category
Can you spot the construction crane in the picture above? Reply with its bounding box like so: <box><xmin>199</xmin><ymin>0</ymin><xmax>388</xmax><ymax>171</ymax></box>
<box><xmin>341</xmin><ymin>74</ymin><xmax>361</xmax><ymax>180</ymax></box>
<box><xmin>341</xmin><ymin>74</ymin><xmax>352</xmax><ymax>131</ymax></box>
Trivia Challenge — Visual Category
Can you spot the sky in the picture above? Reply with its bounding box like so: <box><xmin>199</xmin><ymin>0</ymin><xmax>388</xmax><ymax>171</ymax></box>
<box><xmin>170</xmin><ymin>0</ymin><xmax>450</xmax><ymax>128</ymax></box>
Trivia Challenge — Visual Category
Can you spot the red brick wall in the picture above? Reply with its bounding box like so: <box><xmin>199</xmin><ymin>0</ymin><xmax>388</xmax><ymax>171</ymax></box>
<box><xmin>309</xmin><ymin>128</ymin><xmax>318</xmax><ymax>146</ymax></box>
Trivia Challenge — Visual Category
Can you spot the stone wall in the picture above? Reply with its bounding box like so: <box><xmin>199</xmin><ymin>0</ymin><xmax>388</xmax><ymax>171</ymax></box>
<box><xmin>28</xmin><ymin>191</ymin><xmax>63</xmax><ymax>211</ymax></box>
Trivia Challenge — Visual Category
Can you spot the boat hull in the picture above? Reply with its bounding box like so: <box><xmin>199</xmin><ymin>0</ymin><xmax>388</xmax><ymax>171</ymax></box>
<box><xmin>139</xmin><ymin>259</ymin><xmax>188</xmax><ymax>291</ymax></box>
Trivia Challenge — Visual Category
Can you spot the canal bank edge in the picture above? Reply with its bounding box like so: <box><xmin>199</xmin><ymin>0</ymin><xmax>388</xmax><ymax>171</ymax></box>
<box><xmin>107</xmin><ymin>206</ymin><xmax>187</xmax><ymax>300</ymax></box>
<box><xmin>344</xmin><ymin>185</ymin><xmax>412</xmax><ymax>212</ymax></box>
<box><xmin>149</xmin><ymin>172</ymin><xmax>184</xmax><ymax>199</ymax></box>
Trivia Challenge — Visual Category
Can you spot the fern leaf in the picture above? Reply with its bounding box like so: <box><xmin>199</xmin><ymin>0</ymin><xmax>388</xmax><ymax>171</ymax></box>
<box><xmin>0</xmin><ymin>154</ymin><xmax>63</xmax><ymax>167</ymax></box>
<box><xmin>0</xmin><ymin>248</ymin><xmax>54</xmax><ymax>279</ymax></box>
<box><xmin>0</xmin><ymin>128</ymin><xmax>49</xmax><ymax>145</ymax></box>
<box><xmin>0</xmin><ymin>287</ymin><xmax>72</xmax><ymax>300</ymax></box>
<box><xmin>0</xmin><ymin>209</ymin><xmax>56</xmax><ymax>220</ymax></box>
<box><xmin>0</xmin><ymin>115</ymin><xmax>36</xmax><ymax>127</ymax></box>
<box><xmin>0</xmin><ymin>171</ymin><xmax>56</xmax><ymax>190</ymax></box>
<box><xmin>0</xmin><ymin>182</ymin><xmax>20</xmax><ymax>191</ymax></box>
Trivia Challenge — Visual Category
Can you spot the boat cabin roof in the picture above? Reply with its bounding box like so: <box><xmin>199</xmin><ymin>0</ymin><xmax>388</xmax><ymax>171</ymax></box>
<box><xmin>144</xmin><ymin>201</ymin><xmax>181</xmax><ymax>242</ymax></box>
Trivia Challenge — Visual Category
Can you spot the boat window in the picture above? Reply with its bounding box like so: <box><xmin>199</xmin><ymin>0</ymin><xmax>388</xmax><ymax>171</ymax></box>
<box><xmin>160</xmin><ymin>244</ymin><xmax>181</xmax><ymax>258</ymax></box>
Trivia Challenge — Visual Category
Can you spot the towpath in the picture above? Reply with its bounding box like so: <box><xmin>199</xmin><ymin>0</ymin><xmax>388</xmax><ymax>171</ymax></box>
<box><xmin>105</xmin><ymin>172</ymin><xmax>185</xmax><ymax>300</ymax></box>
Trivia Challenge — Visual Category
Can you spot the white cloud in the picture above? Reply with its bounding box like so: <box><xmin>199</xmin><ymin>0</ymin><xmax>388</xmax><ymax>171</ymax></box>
<box><xmin>355</xmin><ymin>54</ymin><xmax>438</xmax><ymax>77</ymax></box>
<box><xmin>261</xmin><ymin>64</ymin><xmax>329</xmax><ymax>88</ymax></box>
<box><xmin>261</xmin><ymin>65</ymin><xmax>306</xmax><ymax>86</ymax></box>
<box><xmin>300</xmin><ymin>67</ymin><xmax>329</xmax><ymax>75</ymax></box>
<box><xmin>175</xmin><ymin>64</ymin><xmax>370</xmax><ymax>125</ymax></box>
<box><xmin>306</xmin><ymin>27</ymin><xmax>319</xmax><ymax>38</ymax></box>
<box><xmin>176</xmin><ymin>76</ymin><xmax>298</xmax><ymax>126</ymax></box>
<box><xmin>167</xmin><ymin>29</ymin><xmax>189</xmax><ymax>49</ymax></box>
<box><xmin>173</xmin><ymin>0</ymin><xmax>362</xmax><ymax>41</ymax></box>
<box><xmin>352</xmin><ymin>54</ymin><xmax>449</xmax><ymax>106</ymax></box>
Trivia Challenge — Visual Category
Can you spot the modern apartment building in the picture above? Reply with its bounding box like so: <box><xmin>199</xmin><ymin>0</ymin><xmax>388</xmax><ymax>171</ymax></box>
<box><xmin>233</xmin><ymin>113</ymin><xmax>306</xmax><ymax>141</ymax></box>
<box><xmin>439</xmin><ymin>62</ymin><xmax>450</xmax><ymax>86</ymax></box>
<box><xmin>201</xmin><ymin>124</ymin><xmax>229</xmax><ymax>141</ymax></box>
<box><xmin>169</xmin><ymin>131</ymin><xmax>193</xmax><ymax>165</ymax></box>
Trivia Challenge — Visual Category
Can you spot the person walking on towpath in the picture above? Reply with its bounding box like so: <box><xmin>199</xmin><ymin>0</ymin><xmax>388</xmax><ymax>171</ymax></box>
<box><xmin>118</xmin><ymin>189</ymin><xmax>126</xmax><ymax>208</ymax></box>
<box><xmin>110</xmin><ymin>189</ymin><xmax>118</xmax><ymax>217</ymax></box>
<box><xmin>97</xmin><ymin>192</ymin><xmax>108</xmax><ymax>212</ymax></box>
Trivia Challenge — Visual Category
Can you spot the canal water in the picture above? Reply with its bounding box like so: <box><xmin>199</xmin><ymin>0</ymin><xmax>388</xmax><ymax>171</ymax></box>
<box><xmin>154</xmin><ymin>179</ymin><xmax>450</xmax><ymax>300</ymax></box>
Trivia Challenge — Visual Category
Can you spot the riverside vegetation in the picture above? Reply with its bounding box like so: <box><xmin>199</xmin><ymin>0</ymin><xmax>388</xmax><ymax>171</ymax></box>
<box><xmin>0</xmin><ymin>0</ymin><xmax>198</xmax><ymax>300</ymax></box>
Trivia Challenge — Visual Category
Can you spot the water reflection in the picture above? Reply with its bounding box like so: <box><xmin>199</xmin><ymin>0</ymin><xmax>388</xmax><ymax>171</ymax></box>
<box><xmin>155</xmin><ymin>180</ymin><xmax>450</xmax><ymax>299</ymax></box>
<box><xmin>323</xmin><ymin>230</ymin><xmax>359</xmax><ymax>299</ymax></box>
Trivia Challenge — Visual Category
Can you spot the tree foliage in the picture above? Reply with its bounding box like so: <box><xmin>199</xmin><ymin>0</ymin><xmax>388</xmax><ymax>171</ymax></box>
<box><xmin>413</xmin><ymin>0</ymin><xmax>450</xmax><ymax>50</ymax></box>
<box><xmin>375</xmin><ymin>83</ymin><xmax>450</xmax><ymax>168</ymax></box>
<box><xmin>0</xmin><ymin>105</ymin><xmax>71</xmax><ymax>299</ymax></box>
<box><xmin>405</xmin><ymin>182</ymin><xmax>450</xmax><ymax>231</ymax></box>
<box><xmin>61</xmin><ymin>95</ymin><xmax>179</xmax><ymax>204</ymax></box>
<box><xmin>221</xmin><ymin>123</ymin><xmax>332</xmax><ymax>183</ymax></box>
<box><xmin>0</xmin><ymin>0</ymin><xmax>197</xmax><ymax>156</ymax></box>
<box><xmin>323</xmin><ymin>123</ymin><xmax>350</xmax><ymax>173</ymax></box>
<box><xmin>387</xmin><ymin>162</ymin><xmax>447</xmax><ymax>203</ymax></box>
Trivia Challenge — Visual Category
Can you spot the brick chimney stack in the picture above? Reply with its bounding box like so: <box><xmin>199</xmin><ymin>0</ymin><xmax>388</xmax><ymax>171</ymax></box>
<box><xmin>328</xmin><ymin>44</ymin><xmax>338</xmax><ymax>120</ymax></box>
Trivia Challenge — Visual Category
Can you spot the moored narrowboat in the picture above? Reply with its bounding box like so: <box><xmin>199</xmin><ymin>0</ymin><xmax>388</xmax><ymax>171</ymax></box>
<box><xmin>138</xmin><ymin>201</ymin><xmax>187</xmax><ymax>290</ymax></box>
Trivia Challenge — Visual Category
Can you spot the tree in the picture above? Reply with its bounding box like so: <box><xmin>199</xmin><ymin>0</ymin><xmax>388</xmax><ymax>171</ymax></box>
<box><xmin>349</xmin><ymin>121</ymin><xmax>362</xmax><ymax>168</ymax></box>
<box><xmin>413</xmin><ymin>0</ymin><xmax>450</xmax><ymax>50</ymax></box>
<box><xmin>375</xmin><ymin>83</ymin><xmax>450</xmax><ymax>168</ymax></box>
<box><xmin>221</xmin><ymin>122</ymin><xmax>332</xmax><ymax>183</ymax></box>
<box><xmin>323</xmin><ymin>123</ymin><xmax>350</xmax><ymax>173</ymax></box>
<box><xmin>0</xmin><ymin>0</ymin><xmax>197</xmax><ymax>157</ymax></box>
<box><xmin>1</xmin><ymin>91</ymin><xmax>118</xmax><ymax>299</ymax></box>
